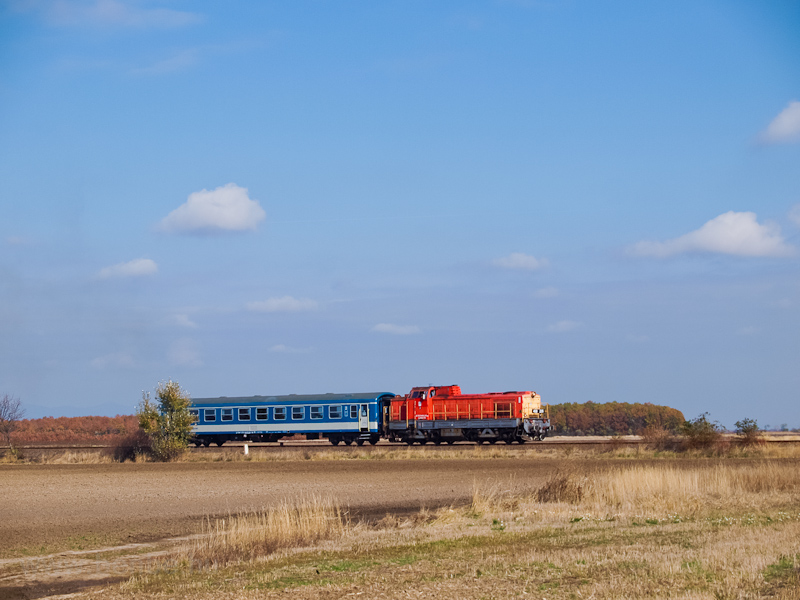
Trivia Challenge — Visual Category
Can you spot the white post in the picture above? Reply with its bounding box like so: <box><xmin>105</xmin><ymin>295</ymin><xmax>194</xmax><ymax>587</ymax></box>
<box><xmin>244</xmin><ymin>444</ymin><xmax>249</xmax><ymax>455</ymax></box>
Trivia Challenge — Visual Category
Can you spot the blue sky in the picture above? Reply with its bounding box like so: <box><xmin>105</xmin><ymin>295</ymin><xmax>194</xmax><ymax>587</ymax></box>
<box><xmin>1</xmin><ymin>0</ymin><xmax>799</xmax><ymax>428</ymax></box>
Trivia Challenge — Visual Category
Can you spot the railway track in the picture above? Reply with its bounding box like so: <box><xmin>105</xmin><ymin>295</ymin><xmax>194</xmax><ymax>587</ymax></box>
<box><xmin>8</xmin><ymin>436</ymin><xmax>800</xmax><ymax>452</ymax></box>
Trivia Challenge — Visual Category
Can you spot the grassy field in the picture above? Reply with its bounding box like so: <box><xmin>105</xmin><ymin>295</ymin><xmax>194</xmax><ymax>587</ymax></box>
<box><xmin>80</xmin><ymin>458</ymin><xmax>799</xmax><ymax>599</ymax></box>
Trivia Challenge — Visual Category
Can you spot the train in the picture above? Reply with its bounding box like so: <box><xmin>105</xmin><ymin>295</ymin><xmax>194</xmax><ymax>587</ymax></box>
<box><xmin>189</xmin><ymin>384</ymin><xmax>550</xmax><ymax>447</ymax></box>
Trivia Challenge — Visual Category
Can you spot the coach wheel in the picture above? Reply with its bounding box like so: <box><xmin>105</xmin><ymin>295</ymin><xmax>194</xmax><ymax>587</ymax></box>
<box><xmin>215</xmin><ymin>439</ymin><xmax>225</xmax><ymax>447</ymax></box>
<box><xmin>330</xmin><ymin>438</ymin><xmax>340</xmax><ymax>446</ymax></box>
<box><xmin>203</xmin><ymin>439</ymin><xmax>211</xmax><ymax>447</ymax></box>
<box><xmin>194</xmin><ymin>441</ymin><xmax>201</xmax><ymax>448</ymax></box>
<box><xmin>356</xmin><ymin>439</ymin><xmax>365</xmax><ymax>446</ymax></box>
<box><xmin>344</xmin><ymin>439</ymin><xmax>353</xmax><ymax>446</ymax></box>
<box><xmin>369</xmin><ymin>436</ymin><xmax>379</xmax><ymax>445</ymax></box>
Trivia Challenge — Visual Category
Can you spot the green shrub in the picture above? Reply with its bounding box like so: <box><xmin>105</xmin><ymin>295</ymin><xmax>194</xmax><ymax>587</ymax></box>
<box><xmin>137</xmin><ymin>380</ymin><xmax>195</xmax><ymax>462</ymax></box>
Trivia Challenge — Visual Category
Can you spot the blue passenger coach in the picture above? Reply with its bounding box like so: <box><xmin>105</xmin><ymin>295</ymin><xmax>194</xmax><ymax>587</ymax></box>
<box><xmin>189</xmin><ymin>392</ymin><xmax>395</xmax><ymax>447</ymax></box>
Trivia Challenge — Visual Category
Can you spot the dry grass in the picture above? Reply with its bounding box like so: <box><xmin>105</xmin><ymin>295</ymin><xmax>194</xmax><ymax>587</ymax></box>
<box><xmin>7</xmin><ymin>438</ymin><xmax>800</xmax><ymax>464</ymax></box>
<box><xmin>58</xmin><ymin>458</ymin><xmax>800</xmax><ymax>599</ymax></box>
<box><xmin>182</xmin><ymin>496</ymin><xmax>346</xmax><ymax>567</ymax></box>
<box><xmin>468</xmin><ymin>461</ymin><xmax>800</xmax><ymax>527</ymax></box>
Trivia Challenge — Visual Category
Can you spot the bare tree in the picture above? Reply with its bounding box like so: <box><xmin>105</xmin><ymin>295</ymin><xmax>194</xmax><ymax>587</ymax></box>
<box><xmin>0</xmin><ymin>394</ymin><xmax>25</xmax><ymax>456</ymax></box>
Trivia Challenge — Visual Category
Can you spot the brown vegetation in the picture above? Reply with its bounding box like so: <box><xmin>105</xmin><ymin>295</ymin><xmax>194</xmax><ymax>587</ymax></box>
<box><xmin>10</xmin><ymin>414</ymin><xmax>139</xmax><ymax>445</ymax></box>
<box><xmin>184</xmin><ymin>496</ymin><xmax>345</xmax><ymax>567</ymax></box>
<box><xmin>549</xmin><ymin>400</ymin><xmax>685</xmax><ymax>435</ymax></box>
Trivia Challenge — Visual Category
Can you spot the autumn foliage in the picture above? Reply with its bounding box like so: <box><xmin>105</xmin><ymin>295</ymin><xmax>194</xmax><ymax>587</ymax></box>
<box><xmin>10</xmin><ymin>414</ymin><xmax>139</xmax><ymax>445</ymax></box>
<box><xmin>548</xmin><ymin>401</ymin><xmax>685</xmax><ymax>436</ymax></box>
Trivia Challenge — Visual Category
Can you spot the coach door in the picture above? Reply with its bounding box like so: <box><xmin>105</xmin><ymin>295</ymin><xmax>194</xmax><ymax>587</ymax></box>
<box><xmin>359</xmin><ymin>404</ymin><xmax>369</xmax><ymax>431</ymax></box>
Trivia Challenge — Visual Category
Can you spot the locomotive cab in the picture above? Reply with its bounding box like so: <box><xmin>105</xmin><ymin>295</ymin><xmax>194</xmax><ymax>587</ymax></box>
<box><xmin>408</xmin><ymin>387</ymin><xmax>433</xmax><ymax>419</ymax></box>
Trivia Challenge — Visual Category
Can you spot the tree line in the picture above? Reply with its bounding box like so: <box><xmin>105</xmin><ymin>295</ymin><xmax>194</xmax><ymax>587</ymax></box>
<box><xmin>547</xmin><ymin>401</ymin><xmax>685</xmax><ymax>436</ymax></box>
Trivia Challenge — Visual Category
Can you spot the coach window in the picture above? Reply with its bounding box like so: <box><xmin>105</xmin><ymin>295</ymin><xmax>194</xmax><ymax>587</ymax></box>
<box><xmin>239</xmin><ymin>408</ymin><xmax>251</xmax><ymax>421</ymax></box>
<box><xmin>189</xmin><ymin>409</ymin><xmax>199</xmax><ymax>422</ymax></box>
<box><xmin>221</xmin><ymin>408</ymin><xmax>233</xmax><ymax>421</ymax></box>
<box><xmin>256</xmin><ymin>407</ymin><xmax>268</xmax><ymax>421</ymax></box>
<box><xmin>350</xmin><ymin>405</ymin><xmax>358</xmax><ymax>418</ymax></box>
<box><xmin>274</xmin><ymin>406</ymin><xmax>286</xmax><ymax>420</ymax></box>
<box><xmin>310</xmin><ymin>406</ymin><xmax>323</xmax><ymax>420</ymax></box>
<box><xmin>204</xmin><ymin>409</ymin><xmax>216</xmax><ymax>422</ymax></box>
<box><xmin>292</xmin><ymin>406</ymin><xmax>305</xmax><ymax>420</ymax></box>
<box><xmin>329</xmin><ymin>405</ymin><xmax>342</xmax><ymax>419</ymax></box>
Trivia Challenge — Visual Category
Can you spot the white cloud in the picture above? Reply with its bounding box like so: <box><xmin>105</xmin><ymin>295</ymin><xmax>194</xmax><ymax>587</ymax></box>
<box><xmin>269</xmin><ymin>344</ymin><xmax>310</xmax><ymax>354</ymax></box>
<box><xmin>533</xmin><ymin>286</ymin><xmax>559</xmax><ymax>298</ymax></box>
<box><xmin>172</xmin><ymin>314</ymin><xmax>198</xmax><ymax>329</ymax></box>
<box><xmin>493</xmin><ymin>252</ymin><xmax>548</xmax><ymax>270</ymax></box>
<box><xmin>168</xmin><ymin>338</ymin><xmax>202</xmax><ymax>367</ymax></box>
<box><xmin>159</xmin><ymin>183</ymin><xmax>266</xmax><ymax>234</ymax></box>
<box><xmin>131</xmin><ymin>49</ymin><xmax>198</xmax><ymax>75</ymax></box>
<box><xmin>760</xmin><ymin>101</ymin><xmax>800</xmax><ymax>144</ymax></box>
<box><xmin>626</xmin><ymin>334</ymin><xmax>649</xmax><ymax>343</ymax></box>
<box><xmin>789</xmin><ymin>204</ymin><xmax>800</xmax><ymax>227</ymax></box>
<box><xmin>23</xmin><ymin>0</ymin><xmax>202</xmax><ymax>29</ymax></box>
<box><xmin>90</xmin><ymin>352</ymin><xmax>135</xmax><ymax>369</ymax></box>
<box><xmin>771</xmin><ymin>298</ymin><xmax>792</xmax><ymax>309</ymax></box>
<box><xmin>97</xmin><ymin>258</ymin><xmax>158</xmax><ymax>279</ymax></box>
<box><xmin>547</xmin><ymin>320</ymin><xmax>581</xmax><ymax>333</ymax></box>
<box><xmin>5</xmin><ymin>236</ymin><xmax>31</xmax><ymax>246</ymax></box>
<box><xmin>630</xmin><ymin>211</ymin><xmax>795</xmax><ymax>258</ymax></box>
<box><xmin>247</xmin><ymin>296</ymin><xmax>318</xmax><ymax>313</ymax></box>
<box><xmin>371</xmin><ymin>323</ymin><xmax>421</xmax><ymax>335</ymax></box>
<box><xmin>737</xmin><ymin>326</ymin><xmax>761</xmax><ymax>336</ymax></box>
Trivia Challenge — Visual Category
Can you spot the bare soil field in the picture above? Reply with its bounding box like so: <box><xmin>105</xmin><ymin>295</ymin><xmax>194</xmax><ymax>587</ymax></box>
<box><xmin>0</xmin><ymin>456</ymin><xmax>565</xmax><ymax>556</ymax></box>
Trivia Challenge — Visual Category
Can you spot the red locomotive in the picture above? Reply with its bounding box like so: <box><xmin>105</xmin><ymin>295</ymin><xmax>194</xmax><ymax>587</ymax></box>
<box><xmin>387</xmin><ymin>385</ymin><xmax>550</xmax><ymax>445</ymax></box>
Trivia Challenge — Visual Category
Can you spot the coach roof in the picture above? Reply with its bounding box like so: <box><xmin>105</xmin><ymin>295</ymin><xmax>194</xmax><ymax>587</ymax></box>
<box><xmin>190</xmin><ymin>392</ymin><xmax>395</xmax><ymax>406</ymax></box>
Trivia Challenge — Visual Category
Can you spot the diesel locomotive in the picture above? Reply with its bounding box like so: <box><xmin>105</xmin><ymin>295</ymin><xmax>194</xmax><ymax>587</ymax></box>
<box><xmin>189</xmin><ymin>385</ymin><xmax>550</xmax><ymax>447</ymax></box>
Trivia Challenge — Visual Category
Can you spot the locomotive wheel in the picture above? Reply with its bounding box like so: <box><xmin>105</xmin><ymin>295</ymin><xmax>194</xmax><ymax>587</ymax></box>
<box><xmin>434</xmin><ymin>440</ymin><xmax>442</xmax><ymax>445</ymax></box>
<box><xmin>517</xmin><ymin>437</ymin><xmax>526</xmax><ymax>444</ymax></box>
<box><xmin>405</xmin><ymin>440</ymin><xmax>413</xmax><ymax>445</ymax></box>
<box><xmin>446</xmin><ymin>440</ymin><xmax>455</xmax><ymax>445</ymax></box>
<box><xmin>489</xmin><ymin>439</ymin><xmax>496</xmax><ymax>445</ymax></box>
<box><xmin>504</xmin><ymin>438</ymin><xmax>513</xmax><ymax>445</ymax></box>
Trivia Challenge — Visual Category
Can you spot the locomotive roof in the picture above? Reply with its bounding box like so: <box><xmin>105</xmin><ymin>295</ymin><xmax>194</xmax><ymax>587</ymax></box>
<box><xmin>190</xmin><ymin>392</ymin><xmax>395</xmax><ymax>406</ymax></box>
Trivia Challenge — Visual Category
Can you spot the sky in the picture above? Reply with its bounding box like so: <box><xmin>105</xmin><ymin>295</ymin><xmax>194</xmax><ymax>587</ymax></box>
<box><xmin>1</xmin><ymin>0</ymin><xmax>799</xmax><ymax>428</ymax></box>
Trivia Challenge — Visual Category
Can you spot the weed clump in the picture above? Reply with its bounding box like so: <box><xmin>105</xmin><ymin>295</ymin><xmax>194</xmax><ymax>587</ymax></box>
<box><xmin>184</xmin><ymin>496</ymin><xmax>345</xmax><ymax>566</ymax></box>
<box><xmin>107</xmin><ymin>429</ymin><xmax>152</xmax><ymax>462</ymax></box>
<box><xmin>535</xmin><ymin>471</ymin><xmax>585</xmax><ymax>503</ymax></box>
